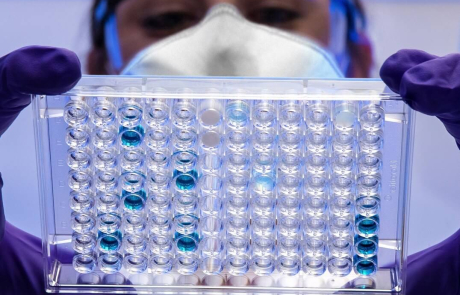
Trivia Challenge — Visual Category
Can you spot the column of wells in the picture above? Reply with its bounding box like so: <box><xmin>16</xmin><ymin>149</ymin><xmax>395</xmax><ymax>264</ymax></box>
<box><xmin>145</xmin><ymin>97</ymin><xmax>176</xmax><ymax>275</ymax></box>
<box><xmin>353</xmin><ymin>101</ymin><xmax>385</xmax><ymax>276</ymax></box>
<box><xmin>195</xmin><ymin>98</ymin><xmax>226</xmax><ymax>275</ymax></box>
<box><xmin>275</xmin><ymin>100</ymin><xmax>304</xmax><ymax>276</ymax></box>
<box><xmin>164</xmin><ymin>98</ymin><xmax>200</xmax><ymax>275</ymax></box>
<box><xmin>66</xmin><ymin>97</ymin><xmax>98</xmax><ymax>274</ymax></box>
<box><xmin>250</xmin><ymin>99</ymin><xmax>278</xmax><ymax>276</ymax></box>
<box><xmin>301</xmin><ymin>100</ymin><xmax>331</xmax><ymax>276</ymax></box>
<box><xmin>327</xmin><ymin>101</ymin><xmax>359</xmax><ymax>277</ymax></box>
<box><xmin>224</xmin><ymin>98</ymin><xmax>252</xmax><ymax>276</ymax></box>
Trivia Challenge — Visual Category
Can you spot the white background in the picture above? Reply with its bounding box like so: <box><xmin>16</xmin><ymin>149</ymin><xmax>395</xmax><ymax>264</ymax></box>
<box><xmin>0</xmin><ymin>0</ymin><xmax>459</xmax><ymax>255</ymax></box>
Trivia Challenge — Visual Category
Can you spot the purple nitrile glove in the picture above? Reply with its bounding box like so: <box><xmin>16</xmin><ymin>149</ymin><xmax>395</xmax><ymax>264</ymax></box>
<box><xmin>381</xmin><ymin>50</ymin><xmax>460</xmax><ymax>295</ymax></box>
<box><xmin>380</xmin><ymin>49</ymin><xmax>460</xmax><ymax>149</ymax></box>
<box><xmin>0</xmin><ymin>46</ymin><xmax>81</xmax><ymax>295</ymax></box>
<box><xmin>404</xmin><ymin>229</ymin><xmax>460</xmax><ymax>295</ymax></box>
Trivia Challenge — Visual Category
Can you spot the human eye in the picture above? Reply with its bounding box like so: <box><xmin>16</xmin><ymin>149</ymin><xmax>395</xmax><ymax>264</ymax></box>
<box><xmin>247</xmin><ymin>6</ymin><xmax>301</xmax><ymax>26</ymax></box>
<box><xmin>141</xmin><ymin>11</ymin><xmax>200</xmax><ymax>37</ymax></box>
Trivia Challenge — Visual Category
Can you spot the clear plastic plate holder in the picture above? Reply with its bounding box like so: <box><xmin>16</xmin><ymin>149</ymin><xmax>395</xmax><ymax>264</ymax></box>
<box><xmin>33</xmin><ymin>76</ymin><xmax>414</xmax><ymax>294</ymax></box>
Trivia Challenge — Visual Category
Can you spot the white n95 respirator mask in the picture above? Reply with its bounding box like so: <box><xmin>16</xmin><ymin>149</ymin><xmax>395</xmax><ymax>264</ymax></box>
<box><xmin>118</xmin><ymin>4</ymin><xmax>343</xmax><ymax>78</ymax></box>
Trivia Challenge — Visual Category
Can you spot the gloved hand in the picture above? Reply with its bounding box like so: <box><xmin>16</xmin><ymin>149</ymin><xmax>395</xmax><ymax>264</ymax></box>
<box><xmin>402</xmin><ymin>229</ymin><xmax>460</xmax><ymax>295</ymax></box>
<box><xmin>380</xmin><ymin>49</ymin><xmax>460</xmax><ymax>148</ymax></box>
<box><xmin>381</xmin><ymin>50</ymin><xmax>460</xmax><ymax>295</ymax></box>
<box><xmin>0</xmin><ymin>46</ymin><xmax>81</xmax><ymax>295</ymax></box>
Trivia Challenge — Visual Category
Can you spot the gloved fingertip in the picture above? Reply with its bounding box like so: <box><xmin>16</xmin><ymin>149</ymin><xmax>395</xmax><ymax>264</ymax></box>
<box><xmin>437</xmin><ymin>116</ymin><xmax>460</xmax><ymax>148</ymax></box>
<box><xmin>399</xmin><ymin>53</ymin><xmax>460</xmax><ymax>116</ymax></box>
<box><xmin>380</xmin><ymin>49</ymin><xmax>437</xmax><ymax>94</ymax></box>
<box><xmin>5</xmin><ymin>45</ymin><xmax>82</xmax><ymax>96</ymax></box>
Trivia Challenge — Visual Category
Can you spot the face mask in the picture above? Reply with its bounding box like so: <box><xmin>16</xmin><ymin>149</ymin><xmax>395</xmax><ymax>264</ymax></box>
<box><xmin>118</xmin><ymin>4</ymin><xmax>343</xmax><ymax>78</ymax></box>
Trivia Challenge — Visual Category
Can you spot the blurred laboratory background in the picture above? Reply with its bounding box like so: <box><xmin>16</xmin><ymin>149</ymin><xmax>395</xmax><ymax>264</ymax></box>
<box><xmin>0</xmin><ymin>0</ymin><xmax>459</xmax><ymax>255</ymax></box>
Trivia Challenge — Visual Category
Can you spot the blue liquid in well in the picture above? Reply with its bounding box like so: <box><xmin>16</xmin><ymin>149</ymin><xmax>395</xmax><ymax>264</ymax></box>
<box><xmin>253</xmin><ymin>175</ymin><xmax>275</xmax><ymax>192</ymax></box>
<box><xmin>356</xmin><ymin>214</ymin><xmax>379</xmax><ymax>235</ymax></box>
<box><xmin>176</xmin><ymin>174</ymin><xmax>195</xmax><ymax>190</ymax></box>
<box><xmin>355</xmin><ymin>236</ymin><xmax>378</xmax><ymax>256</ymax></box>
<box><xmin>98</xmin><ymin>231</ymin><xmax>122</xmax><ymax>251</ymax></box>
<box><xmin>124</xmin><ymin>195</ymin><xmax>143</xmax><ymax>210</ymax></box>
<box><xmin>354</xmin><ymin>255</ymin><xmax>377</xmax><ymax>276</ymax></box>
<box><xmin>173</xmin><ymin>169</ymin><xmax>198</xmax><ymax>190</ymax></box>
<box><xmin>122</xmin><ymin>190</ymin><xmax>146</xmax><ymax>210</ymax></box>
<box><xmin>227</xmin><ymin>102</ymin><xmax>249</xmax><ymax>123</ymax></box>
<box><xmin>119</xmin><ymin>125</ymin><xmax>145</xmax><ymax>147</ymax></box>
<box><xmin>175</xmin><ymin>232</ymin><xmax>200</xmax><ymax>252</ymax></box>
<box><xmin>174</xmin><ymin>215</ymin><xmax>200</xmax><ymax>252</ymax></box>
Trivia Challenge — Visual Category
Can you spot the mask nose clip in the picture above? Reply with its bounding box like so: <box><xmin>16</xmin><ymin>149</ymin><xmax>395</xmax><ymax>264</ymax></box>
<box><xmin>204</xmin><ymin>3</ymin><xmax>246</xmax><ymax>19</ymax></box>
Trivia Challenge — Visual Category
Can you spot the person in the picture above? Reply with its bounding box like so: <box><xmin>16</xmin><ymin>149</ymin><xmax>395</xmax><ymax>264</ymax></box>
<box><xmin>86</xmin><ymin>0</ymin><xmax>372</xmax><ymax>77</ymax></box>
<box><xmin>0</xmin><ymin>0</ymin><xmax>459</xmax><ymax>294</ymax></box>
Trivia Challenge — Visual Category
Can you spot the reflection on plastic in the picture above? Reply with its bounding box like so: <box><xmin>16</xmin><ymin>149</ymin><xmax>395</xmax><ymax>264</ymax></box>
<box><xmin>102</xmin><ymin>273</ymin><xmax>126</xmax><ymax>285</ymax></box>
<box><xmin>77</xmin><ymin>272</ymin><xmax>101</xmax><ymax>285</ymax></box>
